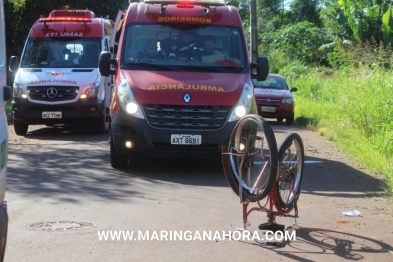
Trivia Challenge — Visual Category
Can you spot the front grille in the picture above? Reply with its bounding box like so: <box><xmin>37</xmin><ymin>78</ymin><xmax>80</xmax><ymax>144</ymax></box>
<box><xmin>142</xmin><ymin>104</ymin><xmax>231</xmax><ymax>130</ymax></box>
<box><xmin>257</xmin><ymin>98</ymin><xmax>281</xmax><ymax>103</ymax></box>
<box><xmin>27</xmin><ymin>86</ymin><xmax>79</xmax><ymax>101</ymax></box>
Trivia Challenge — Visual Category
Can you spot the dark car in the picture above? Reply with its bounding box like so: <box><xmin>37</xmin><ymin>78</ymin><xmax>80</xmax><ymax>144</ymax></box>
<box><xmin>253</xmin><ymin>74</ymin><xmax>297</xmax><ymax>125</ymax></box>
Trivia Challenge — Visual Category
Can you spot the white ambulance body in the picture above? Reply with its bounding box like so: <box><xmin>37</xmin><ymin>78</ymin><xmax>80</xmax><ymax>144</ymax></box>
<box><xmin>9</xmin><ymin>10</ymin><xmax>114</xmax><ymax>135</ymax></box>
<box><xmin>0</xmin><ymin>0</ymin><xmax>11</xmax><ymax>259</ymax></box>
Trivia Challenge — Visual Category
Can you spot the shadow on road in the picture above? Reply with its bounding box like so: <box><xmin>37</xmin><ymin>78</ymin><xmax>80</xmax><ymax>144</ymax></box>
<box><xmin>11</xmin><ymin>123</ymin><xmax>110</xmax><ymax>143</ymax></box>
<box><xmin>7</xmin><ymin>147</ymin><xmax>136</xmax><ymax>203</ymax></box>
<box><xmin>301</xmin><ymin>156</ymin><xmax>384</xmax><ymax>199</ymax></box>
<box><xmin>282</xmin><ymin>227</ymin><xmax>392</xmax><ymax>260</ymax></box>
<box><xmin>240</xmin><ymin>227</ymin><xmax>393</xmax><ymax>261</ymax></box>
<box><xmin>7</xmin><ymin>122</ymin><xmax>386</xmax><ymax>203</ymax></box>
<box><xmin>6</xmin><ymin>145</ymin><xmax>230</xmax><ymax>203</ymax></box>
<box><xmin>8</xmin><ymin>146</ymin><xmax>384</xmax><ymax>201</ymax></box>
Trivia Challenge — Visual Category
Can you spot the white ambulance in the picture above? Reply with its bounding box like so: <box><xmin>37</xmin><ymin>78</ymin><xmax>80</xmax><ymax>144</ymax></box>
<box><xmin>9</xmin><ymin>9</ymin><xmax>114</xmax><ymax>135</ymax></box>
<box><xmin>0</xmin><ymin>0</ymin><xmax>11</xmax><ymax>259</ymax></box>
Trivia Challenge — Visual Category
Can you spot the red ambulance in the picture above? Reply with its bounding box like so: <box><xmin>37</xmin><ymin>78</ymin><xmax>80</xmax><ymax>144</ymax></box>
<box><xmin>9</xmin><ymin>9</ymin><xmax>114</xmax><ymax>135</ymax></box>
<box><xmin>100</xmin><ymin>0</ymin><xmax>269</xmax><ymax>168</ymax></box>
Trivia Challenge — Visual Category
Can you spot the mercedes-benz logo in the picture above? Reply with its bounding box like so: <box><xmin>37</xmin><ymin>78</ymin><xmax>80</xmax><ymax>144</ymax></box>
<box><xmin>183</xmin><ymin>93</ymin><xmax>191</xmax><ymax>103</ymax></box>
<box><xmin>47</xmin><ymin>87</ymin><xmax>58</xmax><ymax>98</ymax></box>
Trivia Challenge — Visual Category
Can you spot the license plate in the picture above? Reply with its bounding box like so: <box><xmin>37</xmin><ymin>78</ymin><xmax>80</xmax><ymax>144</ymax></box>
<box><xmin>261</xmin><ymin>106</ymin><xmax>276</xmax><ymax>112</ymax></box>
<box><xmin>42</xmin><ymin>112</ymin><xmax>62</xmax><ymax>119</ymax></box>
<box><xmin>171</xmin><ymin>134</ymin><xmax>201</xmax><ymax>145</ymax></box>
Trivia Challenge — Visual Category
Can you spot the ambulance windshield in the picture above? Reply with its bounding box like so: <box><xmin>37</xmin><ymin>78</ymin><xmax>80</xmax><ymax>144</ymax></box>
<box><xmin>20</xmin><ymin>38</ymin><xmax>101</xmax><ymax>68</ymax></box>
<box><xmin>121</xmin><ymin>24</ymin><xmax>247</xmax><ymax>73</ymax></box>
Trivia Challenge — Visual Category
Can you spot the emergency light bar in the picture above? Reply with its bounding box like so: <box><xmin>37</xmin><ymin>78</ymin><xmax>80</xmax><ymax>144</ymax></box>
<box><xmin>49</xmin><ymin>10</ymin><xmax>95</xmax><ymax>18</ymax></box>
<box><xmin>144</xmin><ymin>0</ymin><xmax>226</xmax><ymax>14</ymax></box>
<box><xmin>39</xmin><ymin>10</ymin><xmax>94</xmax><ymax>23</ymax></box>
<box><xmin>39</xmin><ymin>17</ymin><xmax>92</xmax><ymax>22</ymax></box>
<box><xmin>39</xmin><ymin>10</ymin><xmax>95</xmax><ymax>29</ymax></box>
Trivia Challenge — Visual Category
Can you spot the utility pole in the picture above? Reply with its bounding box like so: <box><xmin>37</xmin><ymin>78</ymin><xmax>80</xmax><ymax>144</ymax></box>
<box><xmin>250</xmin><ymin>0</ymin><xmax>258</xmax><ymax>64</ymax></box>
<box><xmin>239</xmin><ymin>1</ymin><xmax>258</xmax><ymax>64</ymax></box>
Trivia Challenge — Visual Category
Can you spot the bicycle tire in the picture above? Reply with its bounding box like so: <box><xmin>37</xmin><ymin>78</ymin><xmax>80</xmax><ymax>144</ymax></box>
<box><xmin>227</xmin><ymin>114</ymin><xmax>278</xmax><ymax>202</ymax></box>
<box><xmin>276</xmin><ymin>133</ymin><xmax>304</xmax><ymax>212</ymax></box>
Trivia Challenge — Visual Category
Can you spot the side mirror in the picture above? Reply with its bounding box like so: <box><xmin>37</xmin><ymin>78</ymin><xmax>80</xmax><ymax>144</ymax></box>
<box><xmin>252</xmin><ymin>56</ymin><xmax>269</xmax><ymax>81</ymax></box>
<box><xmin>9</xmin><ymin>56</ymin><xmax>19</xmax><ymax>72</ymax></box>
<box><xmin>291</xmin><ymin>87</ymin><xmax>298</xmax><ymax>92</ymax></box>
<box><xmin>99</xmin><ymin>51</ymin><xmax>116</xmax><ymax>77</ymax></box>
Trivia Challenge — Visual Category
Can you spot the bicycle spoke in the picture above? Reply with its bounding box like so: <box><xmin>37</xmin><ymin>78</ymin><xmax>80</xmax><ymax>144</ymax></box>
<box><xmin>227</xmin><ymin>115</ymin><xmax>278</xmax><ymax>202</ymax></box>
<box><xmin>276</xmin><ymin>133</ymin><xmax>304</xmax><ymax>212</ymax></box>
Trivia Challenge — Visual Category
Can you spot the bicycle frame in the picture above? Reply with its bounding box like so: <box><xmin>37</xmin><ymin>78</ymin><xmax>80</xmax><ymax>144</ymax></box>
<box><xmin>222</xmin><ymin>145</ymin><xmax>299</xmax><ymax>231</ymax></box>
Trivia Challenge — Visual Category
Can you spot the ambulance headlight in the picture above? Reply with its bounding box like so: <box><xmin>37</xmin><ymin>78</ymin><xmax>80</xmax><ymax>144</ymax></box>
<box><xmin>234</xmin><ymin>105</ymin><xmax>246</xmax><ymax>118</ymax></box>
<box><xmin>126</xmin><ymin>102</ymin><xmax>138</xmax><ymax>114</ymax></box>
<box><xmin>228</xmin><ymin>83</ymin><xmax>254</xmax><ymax>122</ymax></box>
<box><xmin>118</xmin><ymin>79</ymin><xmax>145</xmax><ymax>119</ymax></box>
<box><xmin>80</xmin><ymin>82</ymin><xmax>99</xmax><ymax>99</ymax></box>
<box><xmin>13</xmin><ymin>83</ymin><xmax>27</xmax><ymax>99</ymax></box>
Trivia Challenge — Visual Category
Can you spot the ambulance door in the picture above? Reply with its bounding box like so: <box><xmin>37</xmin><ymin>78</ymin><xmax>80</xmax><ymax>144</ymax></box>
<box><xmin>102</xmin><ymin>38</ymin><xmax>112</xmax><ymax>132</ymax></box>
<box><xmin>110</xmin><ymin>10</ymin><xmax>124</xmax><ymax>58</ymax></box>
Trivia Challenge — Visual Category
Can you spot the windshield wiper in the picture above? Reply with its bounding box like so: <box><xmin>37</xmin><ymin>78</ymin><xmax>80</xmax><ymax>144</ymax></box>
<box><xmin>181</xmin><ymin>65</ymin><xmax>233</xmax><ymax>73</ymax></box>
<box><xmin>134</xmin><ymin>62</ymin><xmax>184</xmax><ymax>72</ymax></box>
<box><xmin>69</xmin><ymin>65</ymin><xmax>92</xmax><ymax>68</ymax></box>
<box><xmin>268</xmin><ymin>87</ymin><xmax>285</xmax><ymax>90</ymax></box>
<box><xmin>50</xmin><ymin>66</ymin><xmax>76</xmax><ymax>68</ymax></box>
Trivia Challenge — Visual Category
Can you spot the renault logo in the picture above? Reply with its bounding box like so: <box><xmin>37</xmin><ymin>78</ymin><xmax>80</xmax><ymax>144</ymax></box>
<box><xmin>47</xmin><ymin>87</ymin><xmax>58</xmax><ymax>98</ymax></box>
<box><xmin>183</xmin><ymin>93</ymin><xmax>191</xmax><ymax>103</ymax></box>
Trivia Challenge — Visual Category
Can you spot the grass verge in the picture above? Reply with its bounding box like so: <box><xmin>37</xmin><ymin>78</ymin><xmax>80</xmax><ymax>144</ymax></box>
<box><xmin>290</xmin><ymin>68</ymin><xmax>393</xmax><ymax>195</ymax></box>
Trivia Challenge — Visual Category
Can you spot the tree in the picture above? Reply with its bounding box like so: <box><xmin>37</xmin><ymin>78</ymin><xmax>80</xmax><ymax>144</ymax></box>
<box><xmin>320</xmin><ymin>0</ymin><xmax>355</xmax><ymax>43</ymax></box>
<box><xmin>334</xmin><ymin>0</ymin><xmax>393</xmax><ymax>45</ymax></box>
<box><xmin>273</xmin><ymin>21</ymin><xmax>332</xmax><ymax>63</ymax></box>
<box><xmin>288</xmin><ymin>0</ymin><xmax>323</xmax><ymax>27</ymax></box>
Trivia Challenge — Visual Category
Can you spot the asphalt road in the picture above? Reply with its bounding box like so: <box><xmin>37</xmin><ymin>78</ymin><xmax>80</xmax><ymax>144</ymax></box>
<box><xmin>4</xmin><ymin>121</ymin><xmax>393</xmax><ymax>262</ymax></box>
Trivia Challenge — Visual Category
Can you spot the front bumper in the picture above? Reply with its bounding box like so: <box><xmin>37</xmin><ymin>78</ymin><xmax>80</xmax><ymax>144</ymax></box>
<box><xmin>12</xmin><ymin>98</ymin><xmax>104</xmax><ymax>125</ymax></box>
<box><xmin>111</xmin><ymin>109</ymin><xmax>237</xmax><ymax>158</ymax></box>
<box><xmin>256</xmin><ymin>102</ymin><xmax>294</xmax><ymax>119</ymax></box>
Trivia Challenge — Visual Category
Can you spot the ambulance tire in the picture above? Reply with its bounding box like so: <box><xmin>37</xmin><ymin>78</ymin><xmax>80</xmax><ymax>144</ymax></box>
<box><xmin>93</xmin><ymin>113</ymin><xmax>106</xmax><ymax>134</ymax></box>
<box><xmin>14</xmin><ymin>120</ymin><xmax>28</xmax><ymax>136</ymax></box>
<box><xmin>110</xmin><ymin>135</ymin><xmax>129</xmax><ymax>168</ymax></box>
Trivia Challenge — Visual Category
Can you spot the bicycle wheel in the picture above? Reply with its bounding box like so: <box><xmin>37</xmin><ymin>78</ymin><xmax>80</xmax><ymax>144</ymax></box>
<box><xmin>276</xmin><ymin>133</ymin><xmax>304</xmax><ymax>212</ymax></box>
<box><xmin>227</xmin><ymin>114</ymin><xmax>278</xmax><ymax>202</ymax></box>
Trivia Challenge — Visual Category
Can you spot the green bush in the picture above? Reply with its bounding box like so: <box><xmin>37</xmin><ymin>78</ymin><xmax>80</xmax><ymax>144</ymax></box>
<box><xmin>265</xmin><ymin>52</ymin><xmax>311</xmax><ymax>76</ymax></box>
<box><xmin>273</xmin><ymin>21</ymin><xmax>332</xmax><ymax>64</ymax></box>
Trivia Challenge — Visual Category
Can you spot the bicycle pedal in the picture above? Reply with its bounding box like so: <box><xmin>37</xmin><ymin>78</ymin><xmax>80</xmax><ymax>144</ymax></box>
<box><xmin>258</xmin><ymin>222</ymin><xmax>285</xmax><ymax>232</ymax></box>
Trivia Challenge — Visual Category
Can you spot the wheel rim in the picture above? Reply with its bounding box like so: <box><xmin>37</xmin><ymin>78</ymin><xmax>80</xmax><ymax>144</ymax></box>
<box><xmin>278</xmin><ymin>137</ymin><xmax>303</xmax><ymax>205</ymax></box>
<box><xmin>229</xmin><ymin>118</ymin><xmax>272</xmax><ymax>193</ymax></box>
